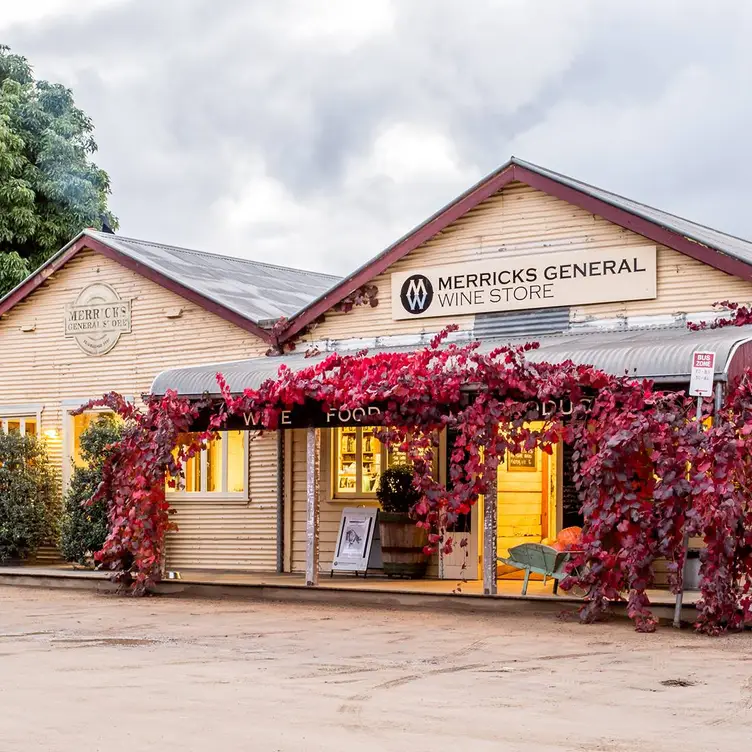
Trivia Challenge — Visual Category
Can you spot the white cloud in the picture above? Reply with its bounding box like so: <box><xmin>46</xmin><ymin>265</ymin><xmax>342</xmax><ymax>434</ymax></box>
<box><xmin>0</xmin><ymin>0</ymin><xmax>123</xmax><ymax>31</ymax></box>
<box><xmin>5</xmin><ymin>0</ymin><xmax>752</xmax><ymax>275</ymax></box>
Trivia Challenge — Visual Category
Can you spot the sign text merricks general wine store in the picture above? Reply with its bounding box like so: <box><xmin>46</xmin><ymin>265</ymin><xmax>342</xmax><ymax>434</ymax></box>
<box><xmin>391</xmin><ymin>245</ymin><xmax>657</xmax><ymax>320</ymax></box>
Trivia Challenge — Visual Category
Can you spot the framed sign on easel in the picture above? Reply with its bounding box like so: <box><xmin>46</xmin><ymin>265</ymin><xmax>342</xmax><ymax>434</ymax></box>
<box><xmin>331</xmin><ymin>507</ymin><xmax>382</xmax><ymax>576</ymax></box>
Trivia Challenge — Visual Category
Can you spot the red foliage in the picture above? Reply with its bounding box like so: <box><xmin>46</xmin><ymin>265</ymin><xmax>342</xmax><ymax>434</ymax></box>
<box><xmin>687</xmin><ymin>300</ymin><xmax>752</xmax><ymax>330</ymax></box>
<box><xmin>82</xmin><ymin>324</ymin><xmax>752</xmax><ymax>634</ymax></box>
<box><xmin>74</xmin><ymin>391</ymin><xmax>222</xmax><ymax>594</ymax></box>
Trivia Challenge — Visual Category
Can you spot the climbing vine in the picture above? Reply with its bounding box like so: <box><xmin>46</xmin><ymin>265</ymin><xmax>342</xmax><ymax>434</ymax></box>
<box><xmin>81</xmin><ymin>316</ymin><xmax>752</xmax><ymax>634</ymax></box>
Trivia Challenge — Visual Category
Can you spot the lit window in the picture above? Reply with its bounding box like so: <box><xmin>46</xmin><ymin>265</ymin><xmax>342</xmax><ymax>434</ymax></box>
<box><xmin>1</xmin><ymin>416</ymin><xmax>38</xmax><ymax>437</ymax></box>
<box><xmin>168</xmin><ymin>431</ymin><xmax>247</xmax><ymax>496</ymax></box>
<box><xmin>333</xmin><ymin>428</ymin><xmax>436</xmax><ymax>497</ymax></box>
<box><xmin>72</xmin><ymin>412</ymin><xmax>104</xmax><ymax>468</ymax></box>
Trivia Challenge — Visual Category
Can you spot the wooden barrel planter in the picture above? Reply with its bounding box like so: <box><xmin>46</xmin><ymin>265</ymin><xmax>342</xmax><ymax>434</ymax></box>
<box><xmin>378</xmin><ymin>512</ymin><xmax>429</xmax><ymax>578</ymax></box>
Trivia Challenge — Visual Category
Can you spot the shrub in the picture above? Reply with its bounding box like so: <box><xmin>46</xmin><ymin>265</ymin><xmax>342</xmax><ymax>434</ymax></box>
<box><xmin>61</xmin><ymin>414</ymin><xmax>123</xmax><ymax>565</ymax></box>
<box><xmin>0</xmin><ymin>431</ymin><xmax>60</xmax><ymax>563</ymax></box>
<box><xmin>376</xmin><ymin>464</ymin><xmax>421</xmax><ymax>515</ymax></box>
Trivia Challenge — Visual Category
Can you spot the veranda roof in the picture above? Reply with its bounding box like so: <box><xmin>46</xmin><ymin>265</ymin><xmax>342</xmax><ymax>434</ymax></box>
<box><xmin>150</xmin><ymin>325</ymin><xmax>752</xmax><ymax>398</ymax></box>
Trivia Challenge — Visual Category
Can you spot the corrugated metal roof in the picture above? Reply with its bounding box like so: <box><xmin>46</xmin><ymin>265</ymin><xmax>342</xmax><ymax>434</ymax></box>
<box><xmin>84</xmin><ymin>231</ymin><xmax>340</xmax><ymax>323</ymax></box>
<box><xmin>513</xmin><ymin>158</ymin><xmax>752</xmax><ymax>266</ymax></box>
<box><xmin>151</xmin><ymin>324</ymin><xmax>752</xmax><ymax>397</ymax></box>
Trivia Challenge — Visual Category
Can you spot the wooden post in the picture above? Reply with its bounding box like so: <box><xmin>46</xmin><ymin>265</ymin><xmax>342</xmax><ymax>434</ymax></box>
<box><xmin>305</xmin><ymin>427</ymin><xmax>320</xmax><ymax>586</ymax></box>
<box><xmin>483</xmin><ymin>471</ymin><xmax>498</xmax><ymax>596</ymax></box>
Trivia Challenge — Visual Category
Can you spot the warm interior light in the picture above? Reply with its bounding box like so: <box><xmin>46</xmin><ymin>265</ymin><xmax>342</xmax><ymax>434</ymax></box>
<box><xmin>43</xmin><ymin>428</ymin><xmax>59</xmax><ymax>439</ymax></box>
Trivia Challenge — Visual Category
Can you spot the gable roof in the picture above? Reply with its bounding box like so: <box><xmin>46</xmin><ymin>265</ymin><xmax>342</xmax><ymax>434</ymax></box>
<box><xmin>280</xmin><ymin>157</ymin><xmax>752</xmax><ymax>341</ymax></box>
<box><xmin>0</xmin><ymin>230</ymin><xmax>340</xmax><ymax>342</ymax></box>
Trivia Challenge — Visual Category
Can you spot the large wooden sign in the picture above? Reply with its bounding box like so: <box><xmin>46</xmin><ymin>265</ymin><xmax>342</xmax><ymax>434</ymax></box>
<box><xmin>391</xmin><ymin>245</ymin><xmax>657</xmax><ymax>320</ymax></box>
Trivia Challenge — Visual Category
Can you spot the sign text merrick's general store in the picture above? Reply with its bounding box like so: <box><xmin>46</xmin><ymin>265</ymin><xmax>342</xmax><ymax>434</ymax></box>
<box><xmin>391</xmin><ymin>245</ymin><xmax>657</xmax><ymax>320</ymax></box>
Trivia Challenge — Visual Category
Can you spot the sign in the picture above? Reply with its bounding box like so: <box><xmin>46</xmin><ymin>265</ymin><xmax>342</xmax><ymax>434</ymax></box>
<box><xmin>331</xmin><ymin>507</ymin><xmax>382</xmax><ymax>574</ymax></box>
<box><xmin>391</xmin><ymin>245</ymin><xmax>657</xmax><ymax>320</ymax></box>
<box><xmin>218</xmin><ymin>401</ymin><xmax>388</xmax><ymax>431</ymax></box>
<box><xmin>507</xmin><ymin>449</ymin><xmax>537</xmax><ymax>472</ymax></box>
<box><xmin>689</xmin><ymin>351</ymin><xmax>716</xmax><ymax>397</ymax></box>
<box><xmin>188</xmin><ymin>394</ymin><xmax>597</xmax><ymax>432</ymax></box>
<box><xmin>65</xmin><ymin>283</ymin><xmax>132</xmax><ymax>356</ymax></box>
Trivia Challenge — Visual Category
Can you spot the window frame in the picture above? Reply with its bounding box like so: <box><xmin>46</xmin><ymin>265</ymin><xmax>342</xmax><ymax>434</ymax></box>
<box><xmin>167</xmin><ymin>430</ymin><xmax>250</xmax><ymax>500</ymax></box>
<box><xmin>62</xmin><ymin>397</ymin><xmax>132</xmax><ymax>490</ymax></box>
<box><xmin>0</xmin><ymin>403</ymin><xmax>42</xmax><ymax>437</ymax></box>
<box><xmin>331</xmin><ymin>427</ymin><xmax>439</xmax><ymax>500</ymax></box>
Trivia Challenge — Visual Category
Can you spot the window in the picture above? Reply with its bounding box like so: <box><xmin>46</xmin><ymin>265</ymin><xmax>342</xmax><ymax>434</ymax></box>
<box><xmin>71</xmin><ymin>412</ymin><xmax>103</xmax><ymax>468</ymax></box>
<box><xmin>168</xmin><ymin>431</ymin><xmax>247</xmax><ymax>497</ymax></box>
<box><xmin>333</xmin><ymin>427</ymin><xmax>437</xmax><ymax>497</ymax></box>
<box><xmin>1</xmin><ymin>416</ymin><xmax>37</xmax><ymax>436</ymax></box>
<box><xmin>335</xmin><ymin>427</ymin><xmax>382</xmax><ymax>495</ymax></box>
<box><xmin>0</xmin><ymin>404</ymin><xmax>42</xmax><ymax>438</ymax></box>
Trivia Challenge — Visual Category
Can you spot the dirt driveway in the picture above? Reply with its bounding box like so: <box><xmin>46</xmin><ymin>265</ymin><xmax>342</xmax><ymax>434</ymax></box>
<box><xmin>0</xmin><ymin>586</ymin><xmax>750</xmax><ymax>751</ymax></box>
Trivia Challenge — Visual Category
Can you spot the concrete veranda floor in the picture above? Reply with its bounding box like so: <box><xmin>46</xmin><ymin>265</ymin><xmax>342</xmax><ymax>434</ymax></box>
<box><xmin>0</xmin><ymin>563</ymin><xmax>699</xmax><ymax>616</ymax></box>
<box><xmin>0</xmin><ymin>586</ymin><xmax>744</xmax><ymax>752</ymax></box>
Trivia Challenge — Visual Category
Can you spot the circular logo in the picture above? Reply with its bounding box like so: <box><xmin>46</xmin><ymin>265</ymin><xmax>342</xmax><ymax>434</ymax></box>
<box><xmin>400</xmin><ymin>274</ymin><xmax>434</xmax><ymax>315</ymax></box>
<box><xmin>65</xmin><ymin>282</ymin><xmax>132</xmax><ymax>356</ymax></box>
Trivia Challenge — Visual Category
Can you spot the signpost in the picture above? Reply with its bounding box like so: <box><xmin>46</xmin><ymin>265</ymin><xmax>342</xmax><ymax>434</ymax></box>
<box><xmin>689</xmin><ymin>351</ymin><xmax>716</xmax><ymax>398</ymax></box>
<box><xmin>674</xmin><ymin>351</ymin><xmax>716</xmax><ymax>628</ymax></box>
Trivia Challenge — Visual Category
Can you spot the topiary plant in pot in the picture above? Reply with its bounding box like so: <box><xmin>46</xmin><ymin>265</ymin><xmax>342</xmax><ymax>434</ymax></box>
<box><xmin>376</xmin><ymin>463</ymin><xmax>429</xmax><ymax>578</ymax></box>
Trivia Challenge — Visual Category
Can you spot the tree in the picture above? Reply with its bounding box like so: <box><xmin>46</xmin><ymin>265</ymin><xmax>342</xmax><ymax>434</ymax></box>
<box><xmin>0</xmin><ymin>430</ymin><xmax>60</xmax><ymax>562</ymax></box>
<box><xmin>0</xmin><ymin>45</ymin><xmax>117</xmax><ymax>296</ymax></box>
<box><xmin>61</xmin><ymin>413</ymin><xmax>123</xmax><ymax>565</ymax></box>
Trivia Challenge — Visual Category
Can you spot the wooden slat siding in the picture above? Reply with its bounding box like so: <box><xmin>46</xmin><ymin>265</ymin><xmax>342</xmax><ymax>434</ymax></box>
<box><xmin>165</xmin><ymin>432</ymin><xmax>278</xmax><ymax>571</ymax></box>
<box><xmin>299</xmin><ymin>182</ymin><xmax>752</xmax><ymax>345</ymax></box>
<box><xmin>0</xmin><ymin>248</ymin><xmax>271</xmax><ymax>565</ymax></box>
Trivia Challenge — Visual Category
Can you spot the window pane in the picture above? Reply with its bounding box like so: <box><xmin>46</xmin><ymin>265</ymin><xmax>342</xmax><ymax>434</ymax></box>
<box><xmin>206</xmin><ymin>435</ymin><xmax>222</xmax><ymax>492</ymax></box>
<box><xmin>173</xmin><ymin>433</ymin><xmax>201</xmax><ymax>492</ymax></box>
<box><xmin>226</xmin><ymin>431</ymin><xmax>245</xmax><ymax>493</ymax></box>
<box><xmin>73</xmin><ymin>413</ymin><xmax>99</xmax><ymax>467</ymax></box>
<box><xmin>24</xmin><ymin>418</ymin><xmax>36</xmax><ymax>436</ymax></box>
<box><xmin>336</xmin><ymin>428</ymin><xmax>357</xmax><ymax>494</ymax></box>
<box><xmin>184</xmin><ymin>452</ymin><xmax>201</xmax><ymax>492</ymax></box>
<box><xmin>361</xmin><ymin>430</ymin><xmax>381</xmax><ymax>494</ymax></box>
<box><xmin>7</xmin><ymin>420</ymin><xmax>21</xmax><ymax>434</ymax></box>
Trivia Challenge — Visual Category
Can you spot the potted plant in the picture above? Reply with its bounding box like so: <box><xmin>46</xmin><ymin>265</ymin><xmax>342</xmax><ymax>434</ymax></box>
<box><xmin>376</xmin><ymin>464</ymin><xmax>429</xmax><ymax>578</ymax></box>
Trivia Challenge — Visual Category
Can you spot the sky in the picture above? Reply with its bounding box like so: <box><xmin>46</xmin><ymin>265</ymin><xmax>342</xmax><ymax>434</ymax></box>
<box><xmin>3</xmin><ymin>0</ymin><xmax>752</xmax><ymax>275</ymax></box>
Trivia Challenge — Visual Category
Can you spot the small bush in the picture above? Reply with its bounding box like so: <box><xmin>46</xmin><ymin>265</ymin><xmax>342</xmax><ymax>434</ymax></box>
<box><xmin>0</xmin><ymin>431</ymin><xmax>60</xmax><ymax>563</ymax></box>
<box><xmin>376</xmin><ymin>464</ymin><xmax>420</xmax><ymax>515</ymax></box>
<box><xmin>61</xmin><ymin>414</ymin><xmax>123</xmax><ymax>566</ymax></box>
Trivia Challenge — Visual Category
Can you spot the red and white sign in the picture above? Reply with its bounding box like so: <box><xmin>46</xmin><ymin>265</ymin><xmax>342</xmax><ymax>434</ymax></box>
<box><xmin>689</xmin><ymin>351</ymin><xmax>716</xmax><ymax>397</ymax></box>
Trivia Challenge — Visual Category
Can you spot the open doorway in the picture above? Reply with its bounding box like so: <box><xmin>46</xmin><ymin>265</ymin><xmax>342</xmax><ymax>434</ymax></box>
<box><xmin>495</xmin><ymin>439</ymin><xmax>560</xmax><ymax>581</ymax></box>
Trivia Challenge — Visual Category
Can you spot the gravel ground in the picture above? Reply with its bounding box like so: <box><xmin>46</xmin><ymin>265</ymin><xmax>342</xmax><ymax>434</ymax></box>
<box><xmin>0</xmin><ymin>586</ymin><xmax>750</xmax><ymax>751</ymax></box>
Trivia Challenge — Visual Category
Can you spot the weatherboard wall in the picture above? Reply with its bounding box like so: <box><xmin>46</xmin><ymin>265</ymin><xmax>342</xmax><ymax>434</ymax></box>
<box><xmin>0</xmin><ymin>247</ymin><xmax>277</xmax><ymax>572</ymax></box>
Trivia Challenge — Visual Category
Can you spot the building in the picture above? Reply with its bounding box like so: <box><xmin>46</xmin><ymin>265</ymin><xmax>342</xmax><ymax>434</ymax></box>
<box><xmin>4</xmin><ymin>157</ymin><xmax>752</xmax><ymax>585</ymax></box>
<box><xmin>0</xmin><ymin>230</ymin><xmax>338</xmax><ymax>567</ymax></box>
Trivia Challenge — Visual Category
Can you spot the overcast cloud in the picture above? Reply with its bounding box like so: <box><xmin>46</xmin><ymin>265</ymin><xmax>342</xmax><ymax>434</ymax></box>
<box><xmin>3</xmin><ymin>0</ymin><xmax>752</xmax><ymax>274</ymax></box>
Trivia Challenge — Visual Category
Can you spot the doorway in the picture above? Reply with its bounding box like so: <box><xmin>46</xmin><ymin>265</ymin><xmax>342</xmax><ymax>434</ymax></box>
<box><xmin>496</xmin><ymin>442</ymin><xmax>558</xmax><ymax>580</ymax></box>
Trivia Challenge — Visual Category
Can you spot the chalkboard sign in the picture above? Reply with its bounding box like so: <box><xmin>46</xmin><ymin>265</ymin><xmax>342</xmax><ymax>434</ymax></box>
<box><xmin>562</xmin><ymin>443</ymin><xmax>584</xmax><ymax>528</ymax></box>
<box><xmin>507</xmin><ymin>449</ymin><xmax>537</xmax><ymax>472</ymax></box>
<box><xmin>331</xmin><ymin>507</ymin><xmax>382</xmax><ymax>575</ymax></box>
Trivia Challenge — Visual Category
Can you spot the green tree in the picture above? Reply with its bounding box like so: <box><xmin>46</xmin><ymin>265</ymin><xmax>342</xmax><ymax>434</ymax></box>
<box><xmin>0</xmin><ymin>44</ymin><xmax>117</xmax><ymax>296</ymax></box>
<box><xmin>61</xmin><ymin>414</ymin><xmax>123</xmax><ymax>566</ymax></box>
<box><xmin>0</xmin><ymin>430</ymin><xmax>60</xmax><ymax>562</ymax></box>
